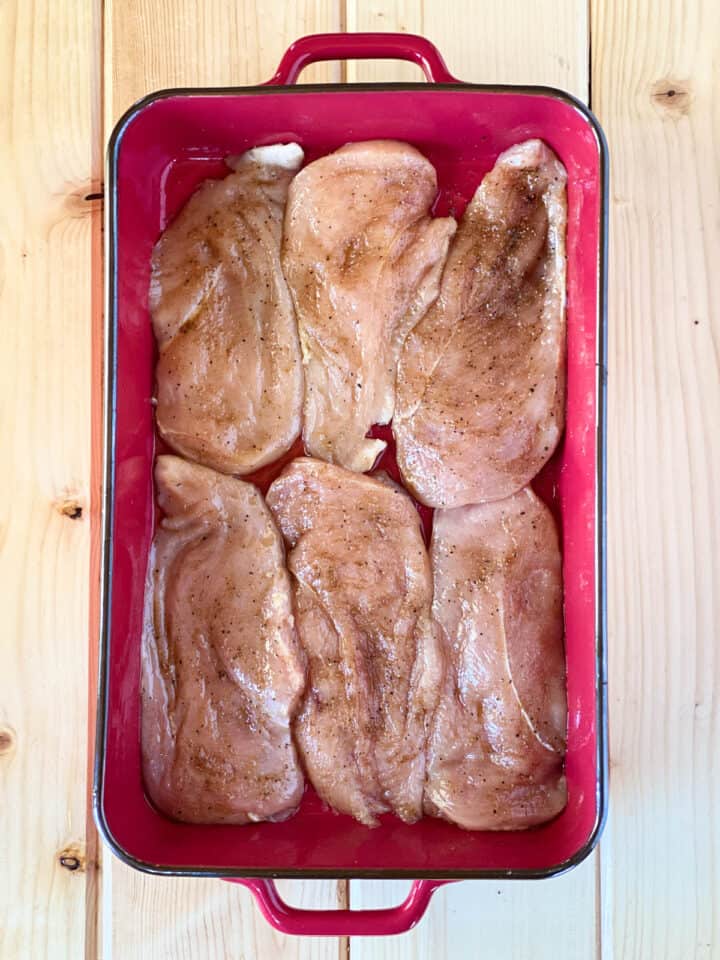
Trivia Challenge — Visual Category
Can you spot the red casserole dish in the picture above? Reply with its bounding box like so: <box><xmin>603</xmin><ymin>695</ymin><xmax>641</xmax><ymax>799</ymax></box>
<box><xmin>94</xmin><ymin>33</ymin><xmax>608</xmax><ymax>936</ymax></box>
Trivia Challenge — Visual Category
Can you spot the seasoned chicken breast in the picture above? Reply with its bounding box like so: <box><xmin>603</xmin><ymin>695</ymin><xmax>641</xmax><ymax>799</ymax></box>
<box><xmin>395</xmin><ymin>140</ymin><xmax>567</xmax><ymax>506</ymax></box>
<box><xmin>425</xmin><ymin>487</ymin><xmax>567</xmax><ymax>830</ymax></box>
<box><xmin>266</xmin><ymin>458</ymin><xmax>441</xmax><ymax>826</ymax></box>
<box><xmin>282</xmin><ymin>141</ymin><xmax>456</xmax><ymax>473</ymax></box>
<box><xmin>141</xmin><ymin>455</ymin><xmax>305</xmax><ymax>824</ymax></box>
<box><xmin>150</xmin><ymin>144</ymin><xmax>304</xmax><ymax>475</ymax></box>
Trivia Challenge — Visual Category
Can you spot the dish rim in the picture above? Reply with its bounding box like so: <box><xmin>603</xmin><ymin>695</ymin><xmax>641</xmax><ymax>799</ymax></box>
<box><xmin>94</xmin><ymin>80</ymin><xmax>609</xmax><ymax>881</ymax></box>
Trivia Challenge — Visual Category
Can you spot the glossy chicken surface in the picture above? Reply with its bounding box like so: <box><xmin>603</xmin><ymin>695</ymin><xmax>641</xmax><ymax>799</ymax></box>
<box><xmin>395</xmin><ymin>139</ymin><xmax>567</xmax><ymax>507</ymax></box>
<box><xmin>282</xmin><ymin>140</ymin><xmax>456</xmax><ymax>473</ymax></box>
<box><xmin>425</xmin><ymin>486</ymin><xmax>567</xmax><ymax>830</ymax></box>
<box><xmin>150</xmin><ymin>144</ymin><xmax>304</xmax><ymax>475</ymax></box>
<box><xmin>266</xmin><ymin>458</ymin><xmax>441</xmax><ymax>825</ymax></box>
<box><xmin>141</xmin><ymin>455</ymin><xmax>305</xmax><ymax>824</ymax></box>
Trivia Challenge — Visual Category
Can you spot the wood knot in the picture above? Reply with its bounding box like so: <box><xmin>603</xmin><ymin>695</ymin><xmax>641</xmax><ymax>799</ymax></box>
<box><xmin>55</xmin><ymin>497</ymin><xmax>84</xmax><ymax>520</ymax></box>
<box><xmin>0</xmin><ymin>725</ymin><xmax>16</xmax><ymax>756</ymax></box>
<box><xmin>651</xmin><ymin>79</ymin><xmax>692</xmax><ymax>115</ymax></box>
<box><xmin>60</xmin><ymin>182</ymin><xmax>104</xmax><ymax>221</ymax></box>
<box><xmin>58</xmin><ymin>842</ymin><xmax>86</xmax><ymax>873</ymax></box>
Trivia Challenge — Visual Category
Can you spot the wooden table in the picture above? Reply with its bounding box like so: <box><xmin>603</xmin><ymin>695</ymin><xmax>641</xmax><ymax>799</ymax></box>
<box><xmin>2</xmin><ymin>1</ymin><xmax>718</xmax><ymax>957</ymax></box>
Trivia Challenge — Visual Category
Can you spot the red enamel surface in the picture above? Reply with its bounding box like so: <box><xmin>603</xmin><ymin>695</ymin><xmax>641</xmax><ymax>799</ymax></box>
<box><xmin>100</xmin><ymin>36</ymin><xmax>604</xmax><ymax>905</ymax></box>
<box><xmin>226</xmin><ymin>878</ymin><xmax>451</xmax><ymax>936</ymax></box>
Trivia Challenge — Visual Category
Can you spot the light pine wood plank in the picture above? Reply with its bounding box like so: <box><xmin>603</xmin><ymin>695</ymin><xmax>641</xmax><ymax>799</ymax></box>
<box><xmin>350</xmin><ymin>866</ymin><xmax>597</xmax><ymax>959</ymax></box>
<box><xmin>593</xmin><ymin>0</ymin><xmax>720</xmax><ymax>957</ymax></box>
<box><xmin>107</xmin><ymin>0</ymin><xmax>342</xmax><ymax>130</ymax></box>
<box><xmin>351</xmin><ymin>862</ymin><xmax>597</xmax><ymax>959</ymax></box>
<box><xmin>105</xmin><ymin>3</ymin><xmax>345</xmax><ymax>958</ymax></box>
<box><xmin>345</xmin><ymin>2</ymin><xmax>597</xmax><ymax>957</ymax></box>
<box><xmin>345</xmin><ymin>0</ymin><xmax>588</xmax><ymax>100</ymax></box>
<box><xmin>0</xmin><ymin>0</ymin><xmax>102</xmax><ymax>958</ymax></box>
<box><xmin>108</xmin><ymin>866</ymin><xmax>346</xmax><ymax>960</ymax></box>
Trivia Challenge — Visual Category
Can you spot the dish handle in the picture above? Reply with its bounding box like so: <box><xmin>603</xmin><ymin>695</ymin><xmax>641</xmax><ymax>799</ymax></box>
<box><xmin>267</xmin><ymin>32</ymin><xmax>459</xmax><ymax>86</ymax></box>
<box><xmin>225</xmin><ymin>877</ymin><xmax>450</xmax><ymax>936</ymax></box>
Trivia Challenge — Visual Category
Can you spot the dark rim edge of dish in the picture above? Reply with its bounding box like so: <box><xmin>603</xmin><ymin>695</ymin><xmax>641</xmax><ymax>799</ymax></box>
<box><xmin>94</xmin><ymin>80</ymin><xmax>609</xmax><ymax>881</ymax></box>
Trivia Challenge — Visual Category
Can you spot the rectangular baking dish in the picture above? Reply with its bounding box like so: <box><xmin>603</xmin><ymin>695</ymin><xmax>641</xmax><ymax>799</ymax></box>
<box><xmin>94</xmin><ymin>32</ymin><xmax>608</xmax><ymax>936</ymax></box>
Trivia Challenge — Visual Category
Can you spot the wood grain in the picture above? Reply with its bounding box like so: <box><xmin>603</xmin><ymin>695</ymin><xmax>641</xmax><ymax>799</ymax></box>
<box><xmin>592</xmin><ymin>0</ymin><xmax>720</xmax><ymax>957</ymax></box>
<box><xmin>104</xmin><ymin>2</ymin><xmax>345</xmax><ymax>958</ymax></box>
<box><xmin>0</xmin><ymin>0</ymin><xmax>101</xmax><ymax>958</ymax></box>
<box><xmin>108</xmin><ymin>866</ymin><xmax>345</xmax><ymax>960</ymax></box>
<box><xmin>345</xmin><ymin>3</ymin><xmax>597</xmax><ymax>957</ymax></box>
<box><xmin>350</xmin><ymin>864</ymin><xmax>597</xmax><ymax>960</ymax></box>
<box><xmin>106</xmin><ymin>0</ymin><xmax>342</xmax><ymax>130</ymax></box>
<box><xmin>345</xmin><ymin>0</ymin><xmax>588</xmax><ymax>100</ymax></box>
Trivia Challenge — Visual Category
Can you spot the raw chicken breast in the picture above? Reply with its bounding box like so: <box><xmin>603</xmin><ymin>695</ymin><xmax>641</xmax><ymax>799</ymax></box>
<box><xmin>266</xmin><ymin>457</ymin><xmax>441</xmax><ymax>825</ymax></box>
<box><xmin>150</xmin><ymin>144</ymin><xmax>304</xmax><ymax>475</ymax></box>
<box><xmin>282</xmin><ymin>141</ymin><xmax>456</xmax><ymax>473</ymax></box>
<box><xmin>141</xmin><ymin>455</ymin><xmax>305</xmax><ymax>824</ymax></box>
<box><xmin>395</xmin><ymin>139</ymin><xmax>567</xmax><ymax>506</ymax></box>
<box><xmin>425</xmin><ymin>487</ymin><xmax>567</xmax><ymax>830</ymax></box>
